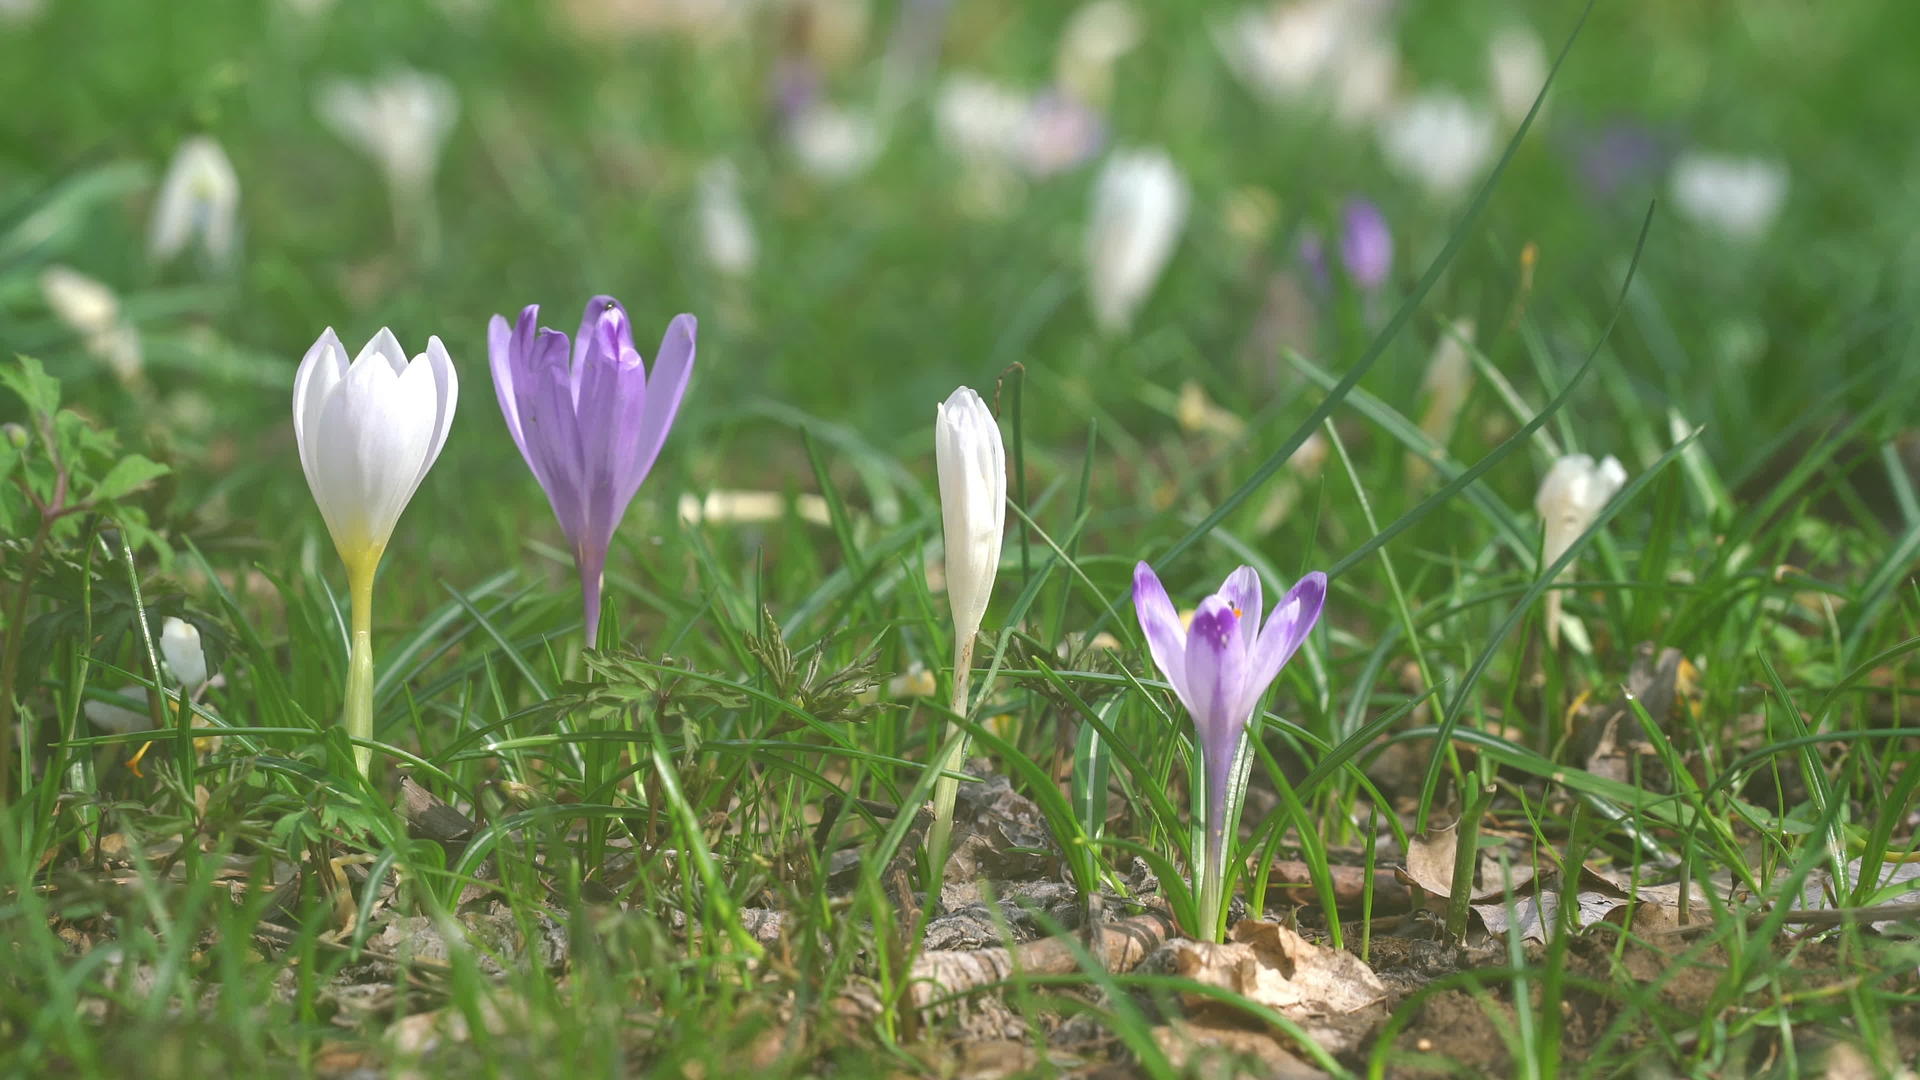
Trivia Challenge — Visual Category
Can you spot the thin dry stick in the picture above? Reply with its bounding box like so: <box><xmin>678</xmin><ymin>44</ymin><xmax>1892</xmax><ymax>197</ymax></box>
<box><xmin>836</xmin><ymin>910</ymin><xmax>1178</xmax><ymax>1020</ymax></box>
<box><xmin>1646</xmin><ymin>901</ymin><xmax>1920</xmax><ymax>938</ymax></box>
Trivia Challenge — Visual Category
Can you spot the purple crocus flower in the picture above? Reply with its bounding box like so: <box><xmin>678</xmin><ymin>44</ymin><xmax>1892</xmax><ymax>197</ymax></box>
<box><xmin>1132</xmin><ymin>561</ymin><xmax>1326</xmax><ymax>937</ymax></box>
<box><xmin>489</xmin><ymin>297</ymin><xmax>697</xmax><ymax>647</ymax></box>
<box><xmin>1338</xmin><ymin>198</ymin><xmax>1393</xmax><ymax>290</ymax></box>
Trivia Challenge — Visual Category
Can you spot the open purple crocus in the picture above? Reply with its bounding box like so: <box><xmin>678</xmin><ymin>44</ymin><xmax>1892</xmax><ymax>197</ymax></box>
<box><xmin>1132</xmin><ymin>561</ymin><xmax>1326</xmax><ymax>937</ymax></box>
<box><xmin>489</xmin><ymin>297</ymin><xmax>697</xmax><ymax>647</ymax></box>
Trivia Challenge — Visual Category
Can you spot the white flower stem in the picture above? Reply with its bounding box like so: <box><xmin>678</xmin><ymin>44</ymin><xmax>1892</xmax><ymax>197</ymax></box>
<box><xmin>344</xmin><ymin>555</ymin><xmax>379</xmax><ymax>778</ymax></box>
<box><xmin>926</xmin><ymin>632</ymin><xmax>975</xmax><ymax>881</ymax></box>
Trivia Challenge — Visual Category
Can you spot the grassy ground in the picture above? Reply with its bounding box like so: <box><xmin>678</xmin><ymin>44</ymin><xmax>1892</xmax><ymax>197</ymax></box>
<box><xmin>4</xmin><ymin>0</ymin><xmax>1920</xmax><ymax>1076</ymax></box>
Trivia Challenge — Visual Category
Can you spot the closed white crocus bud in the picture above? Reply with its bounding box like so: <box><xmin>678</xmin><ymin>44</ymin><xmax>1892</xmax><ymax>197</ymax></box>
<box><xmin>928</xmin><ymin>385</ymin><xmax>1007</xmax><ymax>870</ymax></box>
<box><xmin>148</xmin><ymin>135</ymin><xmax>241</xmax><ymax>269</ymax></box>
<box><xmin>1377</xmin><ymin>91</ymin><xmax>1498</xmax><ymax>201</ymax></box>
<box><xmin>1668</xmin><ymin>152</ymin><xmax>1788</xmax><ymax>242</ymax></box>
<box><xmin>1535</xmin><ymin>453</ymin><xmax>1626</xmax><ymax>647</ymax></box>
<box><xmin>935</xmin><ymin>387</ymin><xmax>1007</xmax><ymax>649</ymax></box>
<box><xmin>695</xmin><ymin>159</ymin><xmax>756</xmax><ymax>278</ymax></box>
<box><xmin>294</xmin><ymin>327</ymin><xmax>457</xmax><ymax>776</ymax></box>
<box><xmin>294</xmin><ymin>328</ymin><xmax>458</xmax><ymax>574</ymax></box>
<box><xmin>1085</xmin><ymin>148</ymin><xmax>1189</xmax><ymax>334</ymax></box>
<box><xmin>159</xmin><ymin>617</ymin><xmax>209</xmax><ymax>690</ymax></box>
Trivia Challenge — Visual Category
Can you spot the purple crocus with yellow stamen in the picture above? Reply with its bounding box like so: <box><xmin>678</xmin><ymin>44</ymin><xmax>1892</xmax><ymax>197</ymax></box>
<box><xmin>1132</xmin><ymin>561</ymin><xmax>1326</xmax><ymax>939</ymax></box>
<box><xmin>489</xmin><ymin>297</ymin><xmax>697</xmax><ymax>647</ymax></box>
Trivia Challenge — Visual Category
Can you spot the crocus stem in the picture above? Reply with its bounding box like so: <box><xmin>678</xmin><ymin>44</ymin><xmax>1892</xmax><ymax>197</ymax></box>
<box><xmin>344</xmin><ymin>554</ymin><xmax>378</xmax><ymax>779</ymax></box>
<box><xmin>926</xmin><ymin>632</ymin><xmax>975</xmax><ymax>881</ymax></box>
<box><xmin>578</xmin><ymin>545</ymin><xmax>606</xmax><ymax>650</ymax></box>
<box><xmin>1198</xmin><ymin>744</ymin><xmax>1234</xmax><ymax>943</ymax></box>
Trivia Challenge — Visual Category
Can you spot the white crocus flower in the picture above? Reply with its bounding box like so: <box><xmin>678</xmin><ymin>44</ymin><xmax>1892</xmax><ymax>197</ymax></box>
<box><xmin>1668</xmin><ymin>152</ymin><xmax>1789</xmax><ymax>242</ymax></box>
<box><xmin>159</xmin><ymin>617</ymin><xmax>209</xmax><ymax>691</ymax></box>
<box><xmin>695</xmin><ymin>159</ymin><xmax>756</xmax><ymax>278</ymax></box>
<box><xmin>148</xmin><ymin>136</ymin><xmax>241</xmax><ymax>269</ymax></box>
<box><xmin>928</xmin><ymin>385</ymin><xmax>1007</xmax><ymax>870</ymax></box>
<box><xmin>1487</xmin><ymin>24</ymin><xmax>1549</xmax><ymax>126</ymax></box>
<box><xmin>1085</xmin><ymin>149</ymin><xmax>1189</xmax><ymax>334</ymax></box>
<box><xmin>39</xmin><ymin>266</ymin><xmax>142</xmax><ymax>383</ymax></box>
<box><xmin>294</xmin><ymin>327</ymin><xmax>458</xmax><ymax>775</ymax></box>
<box><xmin>316</xmin><ymin>69</ymin><xmax>458</xmax><ymax>206</ymax></box>
<box><xmin>1535</xmin><ymin>453</ymin><xmax>1627</xmax><ymax>647</ymax></box>
<box><xmin>1377</xmin><ymin>91</ymin><xmax>1498</xmax><ymax>201</ymax></box>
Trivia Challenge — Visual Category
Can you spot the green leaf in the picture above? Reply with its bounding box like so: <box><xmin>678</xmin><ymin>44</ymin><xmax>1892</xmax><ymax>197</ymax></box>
<box><xmin>91</xmin><ymin>454</ymin><xmax>170</xmax><ymax>502</ymax></box>
<box><xmin>2</xmin><ymin>356</ymin><xmax>59</xmax><ymax>417</ymax></box>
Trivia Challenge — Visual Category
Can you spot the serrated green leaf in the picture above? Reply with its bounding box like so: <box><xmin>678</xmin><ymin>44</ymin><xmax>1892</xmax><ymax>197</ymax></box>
<box><xmin>2</xmin><ymin>356</ymin><xmax>59</xmax><ymax>417</ymax></box>
<box><xmin>92</xmin><ymin>454</ymin><xmax>170</xmax><ymax>502</ymax></box>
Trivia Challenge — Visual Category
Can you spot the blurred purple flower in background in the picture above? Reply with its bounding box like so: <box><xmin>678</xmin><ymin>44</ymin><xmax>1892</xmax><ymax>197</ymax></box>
<box><xmin>489</xmin><ymin>298</ymin><xmax>697</xmax><ymax>647</ymax></box>
<box><xmin>1567</xmin><ymin>121</ymin><xmax>1665</xmax><ymax>201</ymax></box>
<box><xmin>1132</xmin><ymin>562</ymin><xmax>1326</xmax><ymax>939</ymax></box>
<box><xmin>1338</xmin><ymin>197</ymin><xmax>1392</xmax><ymax>290</ymax></box>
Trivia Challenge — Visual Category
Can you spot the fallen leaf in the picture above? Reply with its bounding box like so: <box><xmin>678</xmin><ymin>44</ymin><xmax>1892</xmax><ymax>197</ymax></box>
<box><xmin>1160</xmin><ymin>920</ymin><xmax>1387</xmax><ymax>1018</ymax></box>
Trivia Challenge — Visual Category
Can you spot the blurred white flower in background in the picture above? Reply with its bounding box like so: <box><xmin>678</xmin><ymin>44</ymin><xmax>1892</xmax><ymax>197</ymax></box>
<box><xmin>39</xmin><ymin>266</ymin><xmax>142</xmax><ymax>384</ymax></box>
<box><xmin>934</xmin><ymin>74</ymin><xmax>1104</xmax><ymax>188</ymax></box>
<box><xmin>1055</xmin><ymin>0</ymin><xmax>1142</xmax><ymax>107</ymax></box>
<box><xmin>678</xmin><ymin>490</ymin><xmax>831</xmax><ymax>527</ymax></box>
<box><xmin>1085</xmin><ymin>148</ymin><xmax>1189</xmax><ymax>333</ymax></box>
<box><xmin>695</xmin><ymin>159</ymin><xmax>756</xmax><ymax>278</ymax></box>
<box><xmin>1487</xmin><ymin>24</ymin><xmax>1549</xmax><ymax>125</ymax></box>
<box><xmin>1408</xmin><ymin>316</ymin><xmax>1477</xmax><ymax>484</ymax></box>
<box><xmin>316</xmin><ymin>68</ymin><xmax>459</xmax><ymax>205</ymax></box>
<box><xmin>558</xmin><ymin>0</ymin><xmax>755</xmax><ymax>41</ymax></box>
<box><xmin>1668</xmin><ymin>151</ymin><xmax>1789</xmax><ymax>241</ymax></box>
<box><xmin>0</xmin><ymin>0</ymin><xmax>44</xmax><ymax>24</ymax></box>
<box><xmin>148</xmin><ymin>136</ymin><xmax>241</xmax><ymax>269</ymax></box>
<box><xmin>787</xmin><ymin>101</ymin><xmax>882</xmax><ymax>180</ymax></box>
<box><xmin>1377</xmin><ymin>90</ymin><xmax>1497</xmax><ymax>200</ymax></box>
<box><xmin>1214</xmin><ymin>0</ymin><xmax>1399</xmax><ymax>127</ymax></box>
<box><xmin>936</xmin><ymin>74</ymin><xmax>1033</xmax><ymax>163</ymax></box>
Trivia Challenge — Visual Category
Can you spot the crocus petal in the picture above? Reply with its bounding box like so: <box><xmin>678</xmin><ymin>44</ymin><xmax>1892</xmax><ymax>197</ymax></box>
<box><xmin>571</xmin><ymin>295</ymin><xmax>632</xmax><ymax>407</ymax></box>
<box><xmin>1217</xmin><ymin>565</ymin><xmax>1263</xmax><ymax>653</ymax></box>
<box><xmin>159</xmin><ymin>616</ymin><xmax>208</xmax><ymax>689</ymax></box>
<box><xmin>1183</xmin><ymin>595</ymin><xmax>1249</xmax><ymax>759</ymax></box>
<box><xmin>419</xmin><ymin>336</ymin><xmax>459</xmax><ymax>490</ymax></box>
<box><xmin>1246</xmin><ymin>571</ymin><xmax>1326</xmax><ymax>708</ymax></box>
<box><xmin>1131</xmin><ymin>561</ymin><xmax>1188</xmax><ymax>702</ymax></box>
<box><xmin>489</xmin><ymin>306</ymin><xmax>538</xmax><ymax>456</ymax></box>
<box><xmin>513</xmin><ymin>330</ymin><xmax>589</xmax><ymax>543</ymax></box>
<box><xmin>572</xmin><ymin>306</ymin><xmax>650</xmax><ymax>549</ymax></box>
<box><xmin>621</xmin><ymin>314</ymin><xmax>697</xmax><ymax>511</ymax></box>
<box><xmin>293</xmin><ymin>327</ymin><xmax>348</xmax><ymax>507</ymax></box>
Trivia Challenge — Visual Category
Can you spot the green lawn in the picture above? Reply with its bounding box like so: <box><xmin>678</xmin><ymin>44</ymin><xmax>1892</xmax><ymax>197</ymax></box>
<box><xmin>4</xmin><ymin>0</ymin><xmax>1919</xmax><ymax>1075</ymax></box>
